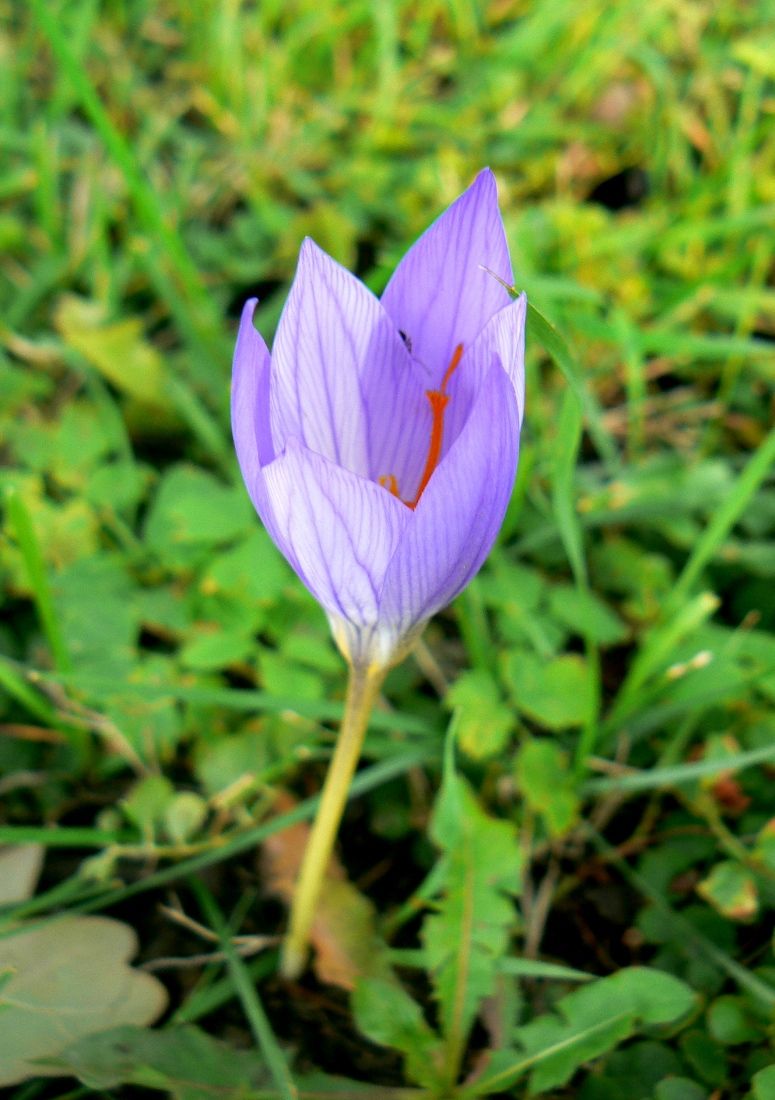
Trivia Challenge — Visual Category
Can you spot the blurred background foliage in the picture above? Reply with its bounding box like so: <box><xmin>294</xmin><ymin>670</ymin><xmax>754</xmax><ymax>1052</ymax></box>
<box><xmin>1</xmin><ymin>0</ymin><xmax>775</xmax><ymax>1096</ymax></box>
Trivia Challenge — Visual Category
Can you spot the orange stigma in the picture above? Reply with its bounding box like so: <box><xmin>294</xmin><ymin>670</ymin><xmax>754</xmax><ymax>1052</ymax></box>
<box><xmin>378</xmin><ymin>342</ymin><xmax>464</xmax><ymax>509</ymax></box>
<box><xmin>405</xmin><ymin>342</ymin><xmax>463</xmax><ymax>510</ymax></box>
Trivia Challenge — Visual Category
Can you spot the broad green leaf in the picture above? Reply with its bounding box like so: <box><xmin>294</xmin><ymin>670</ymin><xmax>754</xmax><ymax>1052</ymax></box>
<box><xmin>679</xmin><ymin>1030</ymin><xmax>728</xmax><ymax>1087</ymax></box>
<box><xmin>85</xmin><ymin>460</ymin><xmax>149</xmax><ymax>513</ymax></box>
<box><xmin>515</xmin><ymin>738</ymin><xmax>580</xmax><ymax>836</ymax></box>
<box><xmin>55</xmin><ymin>294</ymin><xmax>167</xmax><ymax>408</ymax></box>
<box><xmin>653</xmin><ymin>1078</ymin><xmax>708</xmax><ymax>1100</ymax></box>
<box><xmin>143</xmin><ymin>465</ymin><xmax>253</xmax><ymax>566</ymax></box>
<box><xmin>53</xmin><ymin>554</ymin><xmax>137</xmax><ymax>682</ymax></box>
<box><xmin>572</xmin><ymin>1039</ymin><xmax>684</xmax><ymax>1100</ymax></box>
<box><xmin>707</xmin><ymin>995</ymin><xmax>762</xmax><ymax>1045</ymax></box>
<box><xmin>108</xmin><ymin>655</ymin><xmax>185</xmax><ymax>763</ymax></box>
<box><xmin>194</xmin><ymin>729</ymin><xmax>269</xmax><ymax>797</ymax></box>
<box><xmin>504</xmin><ymin>650</ymin><xmax>595</xmax><ymax>730</ymax></box>
<box><xmin>547</xmin><ymin>585</ymin><xmax>629</xmax><ymax>646</ymax></box>
<box><xmin>752</xmin><ymin>1065</ymin><xmax>775</xmax><ymax>1100</ymax></box>
<box><xmin>754</xmin><ymin>819</ymin><xmax>775</xmax><ymax>872</ymax></box>
<box><xmin>259</xmin><ymin>647</ymin><xmax>325</xmax><ymax>700</ymax></box>
<box><xmin>0</xmin><ymin>916</ymin><xmax>167</xmax><ymax>1086</ymax></box>
<box><xmin>351</xmin><ymin>977</ymin><xmax>444</xmax><ymax>1091</ymax></box>
<box><xmin>480</xmin><ymin>561</ymin><xmax>547</xmax><ymax>615</ymax></box>
<box><xmin>56</xmin><ymin>1022</ymin><xmax>433</xmax><ymax>1097</ymax></box>
<box><xmin>48</xmin><ymin>1024</ymin><xmax>268</xmax><ymax>1096</ymax></box>
<box><xmin>697</xmin><ymin>861</ymin><xmax>759</xmax><ymax>922</ymax></box>
<box><xmin>121</xmin><ymin>775</ymin><xmax>176</xmax><ymax>839</ymax></box>
<box><xmin>201</xmin><ymin>528</ymin><xmax>292</xmax><ymax>606</ymax></box>
<box><xmin>179</xmin><ymin>628</ymin><xmax>254</xmax><ymax>671</ymax></box>
<box><xmin>461</xmin><ymin>967</ymin><xmax>695</xmax><ymax>1096</ymax></box>
<box><xmin>163</xmin><ymin>792</ymin><xmax>208</xmax><ymax>845</ymax></box>
<box><xmin>422</xmin><ymin>735</ymin><xmax>521</xmax><ymax>1077</ymax></box>
<box><xmin>446</xmin><ymin>669</ymin><xmax>514</xmax><ymax>759</ymax></box>
<box><xmin>6</xmin><ymin>400</ymin><xmax>115</xmax><ymax>490</ymax></box>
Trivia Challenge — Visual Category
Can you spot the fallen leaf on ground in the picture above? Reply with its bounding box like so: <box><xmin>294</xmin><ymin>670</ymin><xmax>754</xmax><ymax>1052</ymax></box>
<box><xmin>0</xmin><ymin>844</ymin><xmax>44</xmax><ymax>905</ymax></box>
<box><xmin>262</xmin><ymin>792</ymin><xmax>392</xmax><ymax>990</ymax></box>
<box><xmin>0</xmin><ymin>915</ymin><xmax>168</xmax><ymax>1086</ymax></box>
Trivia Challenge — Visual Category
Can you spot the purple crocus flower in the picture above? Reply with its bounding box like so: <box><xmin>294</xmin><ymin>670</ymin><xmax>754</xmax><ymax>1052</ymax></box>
<box><xmin>232</xmin><ymin>169</ymin><xmax>525</xmax><ymax>669</ymax></box>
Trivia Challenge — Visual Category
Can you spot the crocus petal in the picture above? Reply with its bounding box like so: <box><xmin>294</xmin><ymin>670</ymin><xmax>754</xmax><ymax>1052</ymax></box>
<box><xmin>443</xmin><ymin>291</ymin><xmax>527</xmax><ymax>453</ymax></box>
<box><xmin>232</xmin><ymin>299</ymin><xmax>275</xmax><ymax>468</ymax></box>
<box><xmin>380</xmin><ymin>169</ymin><xmax>513</xmax><ymax>388</ymax></box>
<box><xmin>379</xmin><ymin>359</ymin><xmax>519</xmax><ymax>631</ymax></box>
<box><xmin>231</xmin><ymin>299</ymin><xmax>292</xmax><ymax>557</ymax></box>
<box><xmin>270</xmin><ymin>239</ymin><xmax>426</xmax><ymax>482</ymax></box>
<box><xmin>262</xmin><ymin>437</ymin><xmax>411</xmax><ymax>633</ymax></box>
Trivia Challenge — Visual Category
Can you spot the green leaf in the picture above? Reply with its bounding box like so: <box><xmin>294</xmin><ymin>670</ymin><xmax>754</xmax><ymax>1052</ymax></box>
<box><xmin>179</xmin><ymin>628</ymin><xmax>254</xmax><ymax>671</ymax></box>
<box><xmin>53</xmin><ymin>554</ymin><xmax>137</xmax><ymax>682</ymax></box>
<box><xmin>49</xmin><ymin>1024</ymin><xmax>268</xmax><ymax>1096</ymax></box>
<box><xmin>570</xmin><ymin>1040</ymin><xmax>683</xmax><ymax>1100</ymax></box>
<box><xmin>547</xmin><ymin>585</ymin><xmax>629</xmax><ymax>646</ymax></box>
<box><xmin>121</xmin><ymin>775</ymin><xmax>176</xmax><ymax>839</ymax></box>
<box><xmin>201</xmin><ymin>528</ymin><xmax>292</xmax><ymax>606</ymax></box>
<box><xmin>7</xmin><ymin>400</ymin><xmax>115</xmax><ymax>490</ymax></box>
<box><xmin>752</xmin><ymin>1065</ymin><xmax>775</xmax><ymax>1100</ymax></box>
<box><xmin>461</xmin><ymin>967</ymin><xmax>695</xmax><ymax>1096</ymax></box>
<box><xmin>0</xmin><ymin>917</ymin><xmax>167</xmax><ymax>1086</ymax></box>
<box><xmin>515</xmin><ymin>738</ymin><xmax>580</xmax><ymax>836</ymax></box>
<box><xmin>697</xmin><ymin>861</ymin><xmax>759</xmax><ymax>922</ymax></box>
<box><xmin>422</xmin><ymin>734</ymin><xmax>521</xmax><ymax>1082</ymax></box>
<box><xmin>707</xmin><ymin>995</ymin><xmax>762</xmax><ymax>1045</ymax></box>
<box><xmin>259</xmin><ymin>647</ymin><xmax>325</xmax><ymax>700</ymax></box>
<box><xmin>194</xmin><ymin>729</ymin><xmax>269</xmax><ymax>797</ymax></box>
<box><xmin>143</xmin><ymin>465</ymin><xmax>253</xmax><ymax>566</ymax></box>
<box><xmin>653</xmin><ymin>1078</ymin><xmax>708</xmax><ymax>1100</ymax></box>
<box><xmin>55</xmin><ymin>294</ymin><xmax>168</xmax><ymax>408</ymax></box>
<box><xmin>351</xmin><ymin>977</ymin><xmax>444</xmax><ymax>1091</ymax></box>
<box><xmin>679</xmin><ymin>1030</ymin><xmax>728</xmax><ymax>1087</ymax></box>
<box><xmin>446</xmin><ymin>669</ymin><xmax>514</xmax><ymax>759</ymax></box>
<box><xmin>163</xmin><ymin>792</ymin><xmax>208</xmax><ymax>845</ymax></box>
<box><xmin>752</xmin><ymin>818</ymin><xmax>775</xmax><ymax>872</ymax></box>
<box><xmin>85</xmin><ymin>460</ymin><xmax>149</xmax><ymax>513</ymax></box>
<box><xmin>504</xmin><ymin>650</ymin><xmax>596</xmax><ymax>730</ymax></box>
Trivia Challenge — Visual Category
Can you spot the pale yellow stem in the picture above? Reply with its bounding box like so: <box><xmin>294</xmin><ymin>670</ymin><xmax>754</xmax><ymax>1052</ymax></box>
<box><xmin>280</xmin><ymin>661</ymin><xmax>386</xmax><ymax>979</ymax></box>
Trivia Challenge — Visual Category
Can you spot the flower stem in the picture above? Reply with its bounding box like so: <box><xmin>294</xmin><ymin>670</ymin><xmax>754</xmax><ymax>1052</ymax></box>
<box><xmin>280</xmin><ymin>660</ymin><xmax>386</xmax><ymax>979</ymax></box>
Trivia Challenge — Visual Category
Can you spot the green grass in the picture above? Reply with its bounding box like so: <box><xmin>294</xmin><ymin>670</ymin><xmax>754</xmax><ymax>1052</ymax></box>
<box><xmin>1</xmin><ymin>0</ymin><xmax>774</xmax><ymax>1096</ymax></box>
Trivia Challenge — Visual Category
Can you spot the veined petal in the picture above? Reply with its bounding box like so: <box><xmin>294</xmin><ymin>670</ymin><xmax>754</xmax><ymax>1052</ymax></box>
<box><xmin>262</xmin><ymin>437</ymin><xmax>411</xmax><ymax>629</ymax></box>
<box><xmin>231</xmin><ymin>299</ymin><xmax>291</xmax><ymax>555</ymax></box>
<box><xmin>270</xmin><ymin>238</ymin><xmax>421</xmax><ymax>480</ymax></box>
<box><xmin>379</xmin><ymin>360</ymin><xmax>519</xmax><ymax>629</ymax></box>
<box><xmin>444</xmin><ymin>292</ymin><xmax>526</xmax><ymax>453</ymax></box>
<box><xmin>232</xmin><ymin>299</ymin><xmax>275</xmax><ymax>469</ymax></box>
<box><xmin>380</xmin><ymin>169</ymin><xmax>513</xmax><ymax>388</ymax></box>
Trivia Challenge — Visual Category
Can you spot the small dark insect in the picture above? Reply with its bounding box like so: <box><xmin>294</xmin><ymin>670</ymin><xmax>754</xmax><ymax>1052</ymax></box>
<box><xmin>398</xmin><ymin>329</ymin><xmax>412</xmax><ymax>353</ymax></box>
